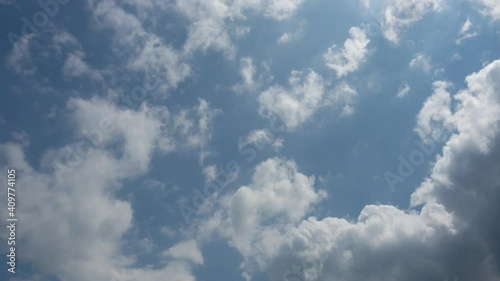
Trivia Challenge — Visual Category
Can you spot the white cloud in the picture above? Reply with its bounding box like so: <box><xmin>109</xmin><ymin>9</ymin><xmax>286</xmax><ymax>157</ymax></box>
<box><xmin>6</xmin><ymin>29</ymin><xmax>104</xmax><ymax>83</ymax></box>
<box><xmin>171</xmin><ymin>99</ymin><xmax>222</xmax><ymax>162</ymax></box>
<box><xmin>164</xmin><ymin>240</ymin><xmax>204</xmax><ymax>265</ymax></box>
<box><xmin>410</xmin><ymin>52</ymin><xmax>432</xmax><ymax>73</ymax></box>
<box><xmin>258</xmin><ymin>70</ymin><xmax>325</xmax><ymax>130</ymax></box>
<box><xmin>203</xmin><ymin>165</ymin><xmax>218</xmax><ymax>183</ymax></box>
<box><xmin>263</xmin><ymin>0</ymin><xmax>306</xmax><ymax>20</ymax></box>
<box><xmin>183</xmin><ymin>17</ymin><xmax>237</xmax><ymax>59</ymax></box>
<box><xmin>365</xmin><ymin>0</ymin><xmax>444</xmax><ymax>44</ymax></box>
<box><xmin>452</xmin><ymin>53</ymin><xmax>463</xmax><ymax>61</ymax></box>
<box><xmin>160</xmin><ymin>226</ymin><xmax>176</xmax><ymax>238</ymax></box>
<box><xmin>111</xmin><ymin>261</ymin><xmax>197</xmax><ymax>281</ymax></box>
<box><xmin>11</xmin><ymin>130</ymin><xmax>30</xmax><ymax>146</ymax></box>
<box><xmin>191</xmin><ymin>61</ymin><xmax>500</xmax><ymax>281</ymax></box>
<box><xmin>264</xmin><ymin>203</ymin><xmax>456</xmax><ymax>281</ymax></box>
<box><xmin>232</xmin><ymin>157</ymin><xmax>324</xmax><ymax>223</ymax></box>
<box><xmin>415</xmin><ymin>81</ymin><xmax>455</xmax><ymax>143</ymax></box>
<box><xmin>63</xmin><ymin>51</ymin><xmax>89</xmax><ymax>76</ymax></box>
<box><xmin>6</xmin><ymin>2</ymin><xmax>500</xmax><ymax>281</ymax></box>
<box><xmin>234</xmin><ymin>26</ymin><xmax>252</xmax><ymax>37</ymax></box>
<box><xmin>129</xmin><ymin>36</ymin><xmax>191</xmax><ymax>89</ymax></box>
<box><xmin>476</xmin><ymin>0</ymin><xmax>500</xmax><ymax>21</ymax></box>
<box><xmin>10</xmin><ymin>61</ymin><xmax>500</xmax><ymax>281</ymax></box>
<box><xmin>277</xmin><ymin>32</ymin><xmax>294</xmax><ymax>44</ymax></box>
<box><xmin>0</xmin><ymin>142</ymin><xmax>137</xmax><ymax>281</ymax></box>
<box><xmin>63</xmin><ymin>50</ymin><xmax>103</xmax><ymax>80</ymax></box>
<box><xmin>6</xmin><ymin>35</ymin><xmax>37</xmax><ymax>75</ymax></box>
<box><xmin>239</xmin><ymin>129</ymin><xmax>284</xmax><ymax>152</ymax></box>
<box><xmin>455</xmin><ymin>32</ymin><xmax>478</xmax><ymax>45</ymax></box>
<box><xmin>324</xmin><ymin>27</ymin><xmax>370</xmax><ymax>77</ymax></box>
<box><xmin>196</xmin><ymin>158</ymin><xmax>326</xmax><ymax>261</ymax></box>
<box><xmin>137</xmin><ymin>237</ymin><xmax>155</xmax><ymax>253</ymax></box>
<box><xmin>195</xmin><ymin>158</ymin><xmax>456</xmax><ymax>281</ymax></box>
<box><xmin>258</xmin><ymin>70</ymin><xmax>359</xmax><ymax>130</ymax></box>
<box><xmin>409</xmin><ymin>60</ymin><xmax>500</xmax><ymax>275</ymax></box>
<box><xmin>6</xmin><ymin>28</ymin><xmax>81</xmax><ymax>76</ymax></box>
<box><xmin>88</xmin><ymin>0</ymin><xmax>191</xmax><ymax>91</ymax></box>
<box><xmin>142</xmin><ymin>178</ymin><xmax>168</xmax><ymax>191</ymax></box>
<box><xmin>277</xmin><ymin>21</ymin><xmax>306</xmax><ymax>44</ymax></box>
<box><xmin>240</xmin><ymin>57</ymin><xmax>257</xmax><ymax>88</ymax></box>
<box><xmin>234</xmin><ymin>58</ymin><xmax>274</xmax><ymax>93</ymax></box>
<box><xmin>324</xmin><ymin>83</ymin><xmax>358</xmax><ymax>117</ymax></box>
<box><xmin>459</xmin><ymin>17</ymin><xmax>472</xmax><ymax>35</ymax></box>
<box><xmin>0</xmin><ymin>94</ymin><xmax>221</xmax><ymax>280</ymax></box>
<box><xmin>455</xmin><ymin>17</ymin><xmax>478</xmax><ymax>45</ymax></box>
<box><xmin>397</xmin><ymin>82</ymin><xmax>411</xmax><ymax>98</ymax></box>
<box><xmin>176</xmin><ymin>0</ymin><xmax>306</xmax><ymax>58</ymax></box>
<box><xmin>273</xmin><ymin>60</ymin><xmax>500</xmax><ymax>281</ymax></box>
<box><xmin>68</xmin><ymin>97</ymin><xmax>168</xmax><ymax>170</ymax></box>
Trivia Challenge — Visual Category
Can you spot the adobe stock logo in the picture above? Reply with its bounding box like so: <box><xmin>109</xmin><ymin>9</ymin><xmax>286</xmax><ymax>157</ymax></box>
<box><xmin>384</xmin><ymin>131</ymin><xmax>450</xmax><ymax>191</ymax></box>
<box><xmin>6</xmin><ymin>0</ymin><xmax>71</xmax><ymax>46</ymax></box>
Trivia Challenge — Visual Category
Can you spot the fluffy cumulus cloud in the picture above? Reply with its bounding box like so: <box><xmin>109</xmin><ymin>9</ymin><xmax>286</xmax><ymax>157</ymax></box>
<box><xmin>87</xmin><ymin>0</ymin><xmax>191</xmax><ymax>91</ymax></box>
<box><xmin>415</xmin><ymin>81</ymin><xmax>455</xmax><ymax>143</ymax></box>
<box><xmin>258</xmin><ymin>70</ymin><xmax>360</xmax><ymax>130</ymax></box>
<box><xmin>0</xmin><ymin>143</ymin><xmax>198</xmax><ymax>281</ymax></box>
<box><xmin>234</xmin><ymin>57</ymin><xmax>273</xmax><ymax>93</ymax></box>
<box><xmin>476</xmin><ymin>0</ymin><xmax>500</xmax><ymax>20</ymax></box>
<box><xmin>1</xmin><ymin>1</ymin><xmax>304</xmax><ymax>278</ymax></box>
<box><xmin>277</xmin><ymin>21</ymin><xmax>306</xmax><ymax>44</ymax></box>
<box><xmin>410</xmin><ymin>52</ymin><xmax>432</xmax><ymax>73</ymax></box>
<box><xmin>239</xmin><ymin>57</ymin><xmax>257</xmax><ymax>88</ymax></box>
<box><xmin>324</xmin><ymin>27</ymin><xmax>370</xmax><ymax>78</ymax></box>
<box><xmin>63</xmin><ymin>50</ymin><xmax>102</xmax><ymax>80</ymax></box>
<box><xmin>194</xmin><ymin>159</ymin><xmax>457</xmax><ymax>281</ymax></box>
<box><xmin>0</xmin><ymin>96</ymin><xmax>220</xmax><ymax>281</ymax></box>
<box><xmin>6</xmin><ymin>31</ymin><xmax>87</xmax><ymax>78</ymax></box>
<box><xmin>66</xmin><ymin>97</ymin><xmax>219</xmax><ymax>168</ymax></box>
<box><xmin>191</xmin><ymin>61</ymin><xmax>500</xmax><ymax>281</ymax></box>
<box><xmin>0</xmin><ymin>142</ymin><xmax>134</xmax><ymax>281</ymax></box>
<box><xmin>266</xmin><ymin>203</ymin><xmax>457</xmax><ymax>281</ymax></box>
<box><xmin>410</xmin><ymin>60</ymin><xmax>500</xmax><ymax>279</ymax></box>
<box><xmin>171</xmin><ymin>99</ymin><xmax>222</xmax><ymax>162</ymax></box>
<box><xmin>6</xmin><ymin>35</ymin><xmax>36</xmax><ymax>75</ymax></box>
<box><xmin>175</xmin><ymin>0</ymin><xmax>306</xmax><ymax>57</ymax></box>
<box><xmin>324</xmin><ymin>82</ymin><xmax>358</xmax><ymax>117</ymax></box>
<box><xmin>258</xmin><ymin>70</ymin><xmax>325</xmax><ymax>130</ymax></box>
<box><xmin>364</xmin><ymin>0</ymin><xmax>444</xmax><ymax>44</ymax></box>
<box><xmin>6</xmin><ymin>2</ymin><xmax>188</xmax><ymax>94</ymax></box>
<box><xmin>239</xmin><ymin>129</ymin><xmax>284</xmax><ymax>152</ymax></box>
<box><xmin>194</xmin><ymin>158</ymin><xmax>326</xmax><ymax>265</ymax></box>
<box><xmin>164</xmin><ymin>240</ymin><xmax>204</xmax><ymax>265</ymax></box>
<box><xmin>269</xmin><ymin>60</ymin><xmax>500</xmax><ymax>281</ymax></box>
<box><xmin>67</xmin><ymin>98</ymin><xmax>166</xmax><ymax>171</ymax></box>
<box><xmin>3</xmin><ymin>0</ymin><xmax>500</xmax><ymax>281</ymax></box>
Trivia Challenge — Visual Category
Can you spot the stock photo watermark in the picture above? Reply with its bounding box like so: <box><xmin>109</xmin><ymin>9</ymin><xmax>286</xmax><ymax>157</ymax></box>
<box><xmin>384</xmin><ymin>130</ymin><xmax>451</xmax><ymax>191</ymax></box>
<box><xmin>6</xmin><ymin>168</ymin><xmax>17</xmax><ymax>274</ymax></box>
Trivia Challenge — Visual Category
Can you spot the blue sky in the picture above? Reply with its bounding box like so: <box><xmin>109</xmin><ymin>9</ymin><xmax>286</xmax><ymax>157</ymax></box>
<box><xmin>1</xmin><ymin>0</ymin><xmax>500</xmax><ymax>281</ymax></box>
